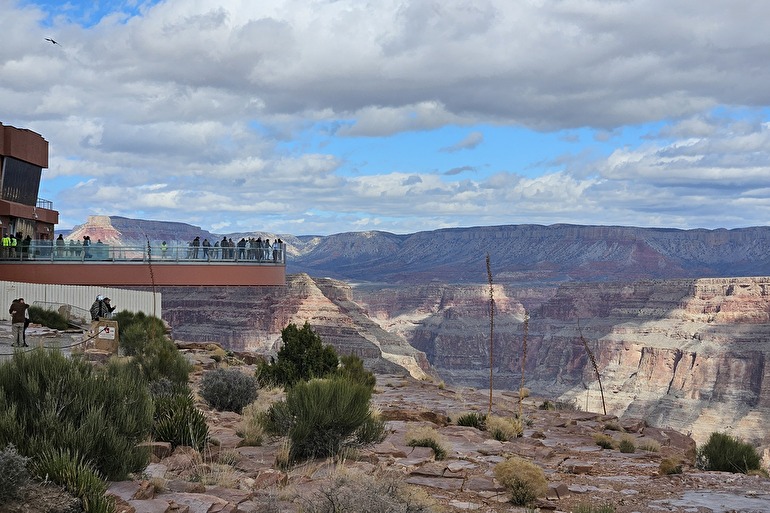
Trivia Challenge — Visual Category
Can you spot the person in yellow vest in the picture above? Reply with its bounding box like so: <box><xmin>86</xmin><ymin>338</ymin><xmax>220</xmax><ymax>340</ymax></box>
<box><xmin>1</xmin><ymin>233</ymin><xmax>10</xmax><ymax>259</ymax></box>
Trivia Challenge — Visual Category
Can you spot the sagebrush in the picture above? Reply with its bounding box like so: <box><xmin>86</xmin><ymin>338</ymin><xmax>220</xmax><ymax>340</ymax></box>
<box><xmin>200</xmin><ymin>368</ymin><xmax>259</xmax><ymax>413</ymax></box>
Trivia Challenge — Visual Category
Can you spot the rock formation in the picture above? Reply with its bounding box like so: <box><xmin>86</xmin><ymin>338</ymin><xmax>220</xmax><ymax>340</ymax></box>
<box><xmin>350</xmin><ymin>277</ymin><xmax>770</xmax><ymax>454</ymax></box>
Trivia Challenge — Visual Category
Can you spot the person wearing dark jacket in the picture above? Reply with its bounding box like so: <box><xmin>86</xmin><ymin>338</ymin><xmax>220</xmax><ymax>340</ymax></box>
<box><xmin>9</xmin><ymin>298</ymin><xmax>29</xmax><ymax>347</ymax></box>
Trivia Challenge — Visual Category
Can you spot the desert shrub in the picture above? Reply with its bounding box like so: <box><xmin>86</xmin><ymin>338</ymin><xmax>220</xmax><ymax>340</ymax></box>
<box><xmin>0</xmin><ymin>444</ymin><xmax>29</xmax><ymax>503</ymax></box>
<box><xmin>148</xmin><ymin>377</ymin><xmax>191</xmax><ymax>398</ymax></box>
<box><xmin>260</xmin><ymin>377</ymin><xmax>384</xmax><ymax>462</ymax></box>
<box><xmin>456</xmin><ymin>412</ymin><xmax>487</xmax><ymax>430</ymax></box>
<box><xmin>28</xmin><ymin>305</ymin><xmax>69</xmax><ymax>330</ymax></box>
<box><xmin>553</xmin><ymin>399</ymin><xmax>582</xmax><ymax>411</ymax></box>
<box><xmin>405</xmin><ymin>426</ymin><xmax>448</xmax><ymax>460</ymax></box>
<box><xmin>152</xmin><ymin>392</ymin><xmax>209</xmax><ymax>451</ymax></box>
<box><xmin>659</xmin><ymin>458</ymin><xmax>683</xmax><ymax>475</ymax></box>
<box><xmin>32</xmin><ymin>447</ymin><xmax>115</xmax><ymax>513</ymax></box>
<box><xmin>494</xmin><ymin>456</ymin><xmax>548</xmax><ymax>506</ymax></box>
<box><xmin>594</xmin><ymin>433</ymin><xmax>615</xmax><ymax>450</ymax></box>
<box><xmin>618</xmin><ymin>435</ymin><xmax>636</xmax><ymax>453</ymax></box>
<box><xmin>573</xmin><ymin>504</ymin><xmax>616</xmax><ymax>513</ymax></box>
<box><xmin>257</xmin><ymin>322</ymin><xmax>339</xmax><ymax>387</ymax></box>
<box><xmin>112</xmin><ymin>311</ymin><xmax>190</xmax><ymax>385</ymax></box>
<box><xmin>112</xmin><ymin>310</ymin><xmax>166</xmax><ymax>354</ymax></box>
<box><xmin>696</xmin><ymin>432</ymin><xmax>761</xmax><ymax>474</ymax></box>
<box><xmin>200</xmin><ymin>368</ymin><xmax>259</xmax><ymax>413</ymax></box>
<box><xmin>237</xmin><ymin>387</ymin><xmax>284</xmax><ymax>447</ymax></box>
<box><xmin>0</xmin><ymin>350</ymin><xmax>153</xmax><ymax>481</ymax></box>
<box><xmin>300</xmin><ymin>469</ymin><xmax>440</xmax><ymax>513</ymax></box>
<box><xmin>486</xmin><ymin>415</ymin><xmax>523</xmax><ymax>441</ymax></box>
<box><xmin>603</xmin><ymin>421</ymin><xmax>625</xmax><ymax>432</ymax></box>
<box><xmin>539</xmin><ymin>400</ymin><xmax>555</xmax><ymax>410</ymax></box>
<box><xmin>638</xmin><ymin>439</ymin><xmax>660</xmax><ymax>452</ymax></box>
<box><xmin>333</xmin><ymin>354</ymin><xmax>376</xmax><ymax>391</ymax></box>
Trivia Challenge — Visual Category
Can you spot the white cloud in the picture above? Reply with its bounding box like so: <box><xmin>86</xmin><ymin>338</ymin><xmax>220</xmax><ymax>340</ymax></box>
<box><xmin>3</xmin><ymin>0</ymin><xmax>770</xmax><ymax>234</ymax></box>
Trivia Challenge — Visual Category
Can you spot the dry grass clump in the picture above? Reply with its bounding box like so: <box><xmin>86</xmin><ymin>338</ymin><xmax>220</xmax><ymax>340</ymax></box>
<box><xmin>603</xmin><ymin>421</ymin><xmax>625</xmax><ymax>432</ymax></box>
<box><xmin>237</xmin><ymin>386</ymin><xmax>285</xmax><ymax>446</ymax></box>
<box><xmin>494</xmin><ymin>456</ymin><xmax>548</xmax><ymax>506</ymax></box>
<box><xmin>405</xmin><ymin>426</ymin><xmax>448</xmax><ymax>460</ymax></box>
<box><xmin>638</xmin><ymin>439</ymin><xmax>660</xmax><ymax>452</ymax></box>
<box><xmin>659</xmin><ymin>458</ymin><xmax>683</xmax><ymax>475</ymax></box>
<box><xmin>299</xmin><ymin>468</ymin><xmax>440</xmax><ymax>513</ymax></box>
<box><xmin>486</xmin><ymin>415</ymin><xmax>523</xmax><ymax>441</ymax></box>
<box><xmin>593</xmin><ymin>433</ymin><xmax>615</xmax><ymax>449</ymax></box>
<box><xmin>618</xmin><ymin>435</ymin><xmax>636</xmax><ymax>453</ymax></box>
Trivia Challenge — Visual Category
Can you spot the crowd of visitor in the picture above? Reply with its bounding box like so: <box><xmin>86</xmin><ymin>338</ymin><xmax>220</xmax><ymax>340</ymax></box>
<box><xmin>2</xmin><ymin>232</ymin><xmax>285</xmax><ymax>264</ymax></box>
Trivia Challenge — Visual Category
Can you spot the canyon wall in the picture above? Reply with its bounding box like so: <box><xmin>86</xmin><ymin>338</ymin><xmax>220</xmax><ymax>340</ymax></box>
<box><xmin>159</xmin><ymin>273</ymin><xmax>432</xmax><ymax>379</ymax></box>
<box><xmin>351</xmin><ymin>277</ymin><xmax>770</xmax><ymax>450</ymax></box>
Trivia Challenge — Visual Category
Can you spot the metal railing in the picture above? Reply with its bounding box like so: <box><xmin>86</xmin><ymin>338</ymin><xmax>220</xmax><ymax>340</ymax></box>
<box><xmin>0</xmin><ymin>241</ymin><xmax>286</xmax><ymax>264</ymax></box>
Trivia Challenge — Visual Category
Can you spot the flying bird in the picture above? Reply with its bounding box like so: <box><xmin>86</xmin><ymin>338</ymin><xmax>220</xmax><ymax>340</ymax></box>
<box><xmin>44</xmin><ymin>38</ymin><xmax>60</xmax><ymax>45</ymax></box>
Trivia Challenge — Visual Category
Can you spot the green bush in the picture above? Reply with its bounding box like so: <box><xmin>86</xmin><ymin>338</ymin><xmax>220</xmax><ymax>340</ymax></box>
<box><xmin>696</xmin><ymin>432</ymin><xmax>761</xmax><ymax>474</ymax></box>
<box><xmin>494</xmin><ymin>456</ymin><xmax>548</xmax><ymax>506</ymax></box>
<box><xmin>0</xmin><ymin>350</ymin><xmax>153</xmax><ymax>481</ymax></box>
<box><xmin>112</xmin><ymin>311</ymin><xmax>190</xmax><ymax>385</ymax></box>
<box><xmin>32</xmin><ymin>447</ymin><xmax>115</xmax><ymax>513</ymax></box>
<box><xmin>333</xmin><ymin>354</ymin><xmax>376</xmax><ymax>391</ymax></box>
<box><xmin>153</xmin><ymin>392</ymin><xmax>209</xmax><ymax>451</ymax></box>
<box><xmin>539</xmin><ymin>400</ymin><xmax>555</xmax><ymax>410</ymax></box>
<box><xmin>148</xmin><ymin>377</ymin><xmax>191</xmax><ymax>398</ymax></box>
<box><xmin>199</xmin><ymin>368</ymin><xmax>259</xmax><ymax>414</ymax></box>
<box><xmin>618</xmin><ymin>436</ymin><xmax>636</xmax><ymax>453</ymax></box>
<box><xmin>113</xmin><ymin>311</ymin><xmax>167</xmax><ymax>355</ymax></box>
<box><xmin>257</xmin><ymin>322</ymin><xmax>339</xmax><ymax>387</ymax></box>
<box><xmin>456</xmin><ymin>412</ymin><xmax>487</xmax><ymax>429</ymax></box>
<box><xmin>28</xmin><ymin>305</ymin><xmax>69</xmax><ymax>330</ymax></box>
<box><xmin>0</xmin><ymin>444</ymin><xmax>29</xmax><ymax>503</ymax></box>
<box><xmin>260</xmin><ymin>377</ymin><xmax>384</xmax><ymax>462</ymax></box>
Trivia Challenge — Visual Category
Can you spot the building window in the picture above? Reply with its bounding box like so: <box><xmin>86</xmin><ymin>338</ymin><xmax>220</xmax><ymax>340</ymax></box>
<box><xmin>1</xmin><ymin>157</ymin><xmax>42</xmax><ymax>206</ymax></box>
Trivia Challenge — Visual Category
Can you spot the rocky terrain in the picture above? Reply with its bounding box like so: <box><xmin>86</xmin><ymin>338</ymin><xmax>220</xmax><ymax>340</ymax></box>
<box><xmin>3</xmin><ymin>305</ymin><xmax>770</xmax><ymax>513</ymax></box>
<box><xmin>63</xmin><ymin>216</ymin><xmax>770</xmax><ymax>467</ymax></box>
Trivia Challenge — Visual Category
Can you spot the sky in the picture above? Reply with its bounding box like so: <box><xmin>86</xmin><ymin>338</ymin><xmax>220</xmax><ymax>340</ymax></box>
<box><xmin>3</xmin><ymin>0</ymin><xmax>770</xmax><ymax>236</ymax></box>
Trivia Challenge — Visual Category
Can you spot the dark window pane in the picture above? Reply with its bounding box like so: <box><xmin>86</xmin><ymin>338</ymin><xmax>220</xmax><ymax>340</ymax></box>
<box><xmin>1</xmin><ymin>156</ymin><xmax>42</xmax><ymax>206</ymax></box>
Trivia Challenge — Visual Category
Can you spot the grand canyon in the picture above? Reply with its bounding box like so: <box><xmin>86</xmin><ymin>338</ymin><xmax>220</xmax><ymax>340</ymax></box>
<box><xmin>69</xmin><ymin>216</ymin><xmax>770</xmax><ymax>458</ymax></box>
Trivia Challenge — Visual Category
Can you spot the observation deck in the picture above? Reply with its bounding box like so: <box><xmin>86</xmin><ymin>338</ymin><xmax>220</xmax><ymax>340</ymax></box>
<box><xmin>0</xmin><ymin>242</ymin><xmax>286</xmax><ymax>286</ymax></box>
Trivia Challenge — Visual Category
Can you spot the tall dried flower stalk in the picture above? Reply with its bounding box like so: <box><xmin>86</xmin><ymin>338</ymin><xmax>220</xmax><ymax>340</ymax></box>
<box><xmin>518</xmin><ymin>312</ymin><xmax>528</xmax><ymax>419</ymax></box>
<box><xmin>577</xmin><ymin>318</ymin><xmax>606</xmax><ymax>415</ymax></box>
<box><xmin>486</xmin><ymin>254</ymin><xmax>494</xmax><ymax>415</ymax></box>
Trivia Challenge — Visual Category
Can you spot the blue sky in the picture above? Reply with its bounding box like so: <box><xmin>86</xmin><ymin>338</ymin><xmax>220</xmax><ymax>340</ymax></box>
<box><xmin>3</xmin><ymin>0</ymin><xmax>770</xmax><ymax>236</ymax></box>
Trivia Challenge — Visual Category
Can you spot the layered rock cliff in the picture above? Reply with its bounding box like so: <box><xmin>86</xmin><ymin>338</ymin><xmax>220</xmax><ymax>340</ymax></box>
<box><xmin>351</xmin><ymin>277</ymin><xmax>770</xmax><ymax>452</ymax></box>
<box><xmin>159</xmin><ymin>273</ymin><xmax>432</xmax><ymax>379</ymax></box>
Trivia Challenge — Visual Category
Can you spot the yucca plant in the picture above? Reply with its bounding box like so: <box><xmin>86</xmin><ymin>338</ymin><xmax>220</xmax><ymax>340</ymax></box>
<box><xmin>32</xmin><ymin>447</ymin><xmax>115</xmax><ymax>513</ymax></box>
<box><xmin>152</xmin><ymin>392</ymin><xmax>209</xmax><ymax>451</ymax></box>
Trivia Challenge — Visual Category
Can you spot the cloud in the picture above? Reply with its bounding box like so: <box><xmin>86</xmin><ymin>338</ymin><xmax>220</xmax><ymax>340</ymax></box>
<box><xmin>440</xmin><ymin>131</ymin><xmax>483</xmax><ymax>153</ymax></box>
<box><xmin>444</xmin><ymin>166</ymin><xmax>475</xmax><ymax>176</ymax></box>
<box><xmin>3</xmin><ymin>0</ymin><xmax>770</xmax><ymax>235</ymax></box>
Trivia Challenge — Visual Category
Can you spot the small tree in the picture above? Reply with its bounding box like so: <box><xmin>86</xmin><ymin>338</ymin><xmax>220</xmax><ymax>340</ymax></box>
<box><xmin>697</xmin><ymin>432</ymin><xmax>761</xmax><ymax>474</ymax></box>
<box><xmin>257</xmin><ymin>322</ymin><xmax>339</xmax><ymax>387</ymax></box>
